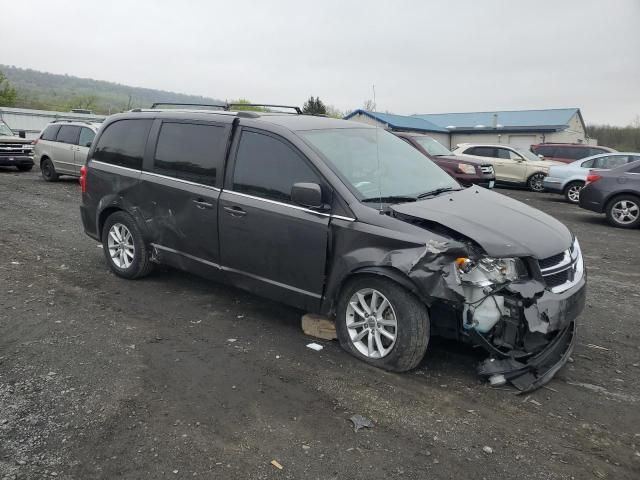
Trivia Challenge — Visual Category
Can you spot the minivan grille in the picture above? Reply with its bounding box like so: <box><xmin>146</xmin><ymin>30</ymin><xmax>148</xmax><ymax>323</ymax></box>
<box><xmin>538</xmin><ymin>252</ymin><xmax>565</xmax><ymax>269</ymax></box>
<box><xmin>480</xmin><ymin>165</ymin><xmax>494</xmax><ymax>174</ymax></box>
<box><xmin>537</xmin><ymin>239</ymin><xmax>583</xmax><ymax>293</ymax></box>
<box><xmin>543</xmin><ymin>269</ymin><xmax>570</xmax><ymax>288</ymax></box>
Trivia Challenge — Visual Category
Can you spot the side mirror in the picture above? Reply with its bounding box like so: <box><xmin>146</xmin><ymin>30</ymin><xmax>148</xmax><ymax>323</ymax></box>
<box><xmin>291</xmin><ymin>182</ymin><xmax>323</xmax><ymax>209</ymax></box>
<box><xmin>18</xmin><ymin>130</ymin><xmax>26</xmax><ymax>138</ymax></box>
<box><xmin>85</xmin><ymin>141</ymin><xmax>92</xmax><ymax>147</ymax></box>
<box><xmin>537</xmin><ymin>154</ymin><xmax>545</xmax><ymax>160</ymax></box>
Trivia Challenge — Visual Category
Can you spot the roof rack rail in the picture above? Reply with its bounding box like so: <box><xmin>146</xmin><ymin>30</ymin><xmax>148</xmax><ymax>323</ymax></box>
<box><xmin>228</xmin><ymin>103</ymin><xmax>302</xmax><ymax>114</ymax></box>
<box><xmin>150</xmin><ymin>102</ymin><xmax>229</xmax><ymax>110</ymax></box>
<box><xmin>51</xmin><ymin>119</ymin><xmax>102</xmax><ymax>125</ymax></box>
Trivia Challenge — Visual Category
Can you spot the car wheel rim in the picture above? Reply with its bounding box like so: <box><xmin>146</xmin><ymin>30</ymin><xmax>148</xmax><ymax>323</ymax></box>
<box><xmin>530</xmin><ymin>174</ymin><xmax>544</xmax><ymax>191</ymax></box>
<box><xmin>43</xmin><ymin>163</ymin><xmax>51</xmax><ymax>177</ymax></box>
<box><xmin>568</xmin><ymin>185</ymin><xmax>582</xmax><ymax>202</ymax></box>
<box><xmin>107</xmin><ymin>223</ymin><xmax>135</xmax><ymax>269</ymax></box>
<box><xmin>611</xmin><ymin>200</ymin><xmax>639</xmax><ymax>224</ymax></box>
<box><xmin>345</xmin><ymin>288</ymin><xmax>397</xmax><ymax>359</ymax></box>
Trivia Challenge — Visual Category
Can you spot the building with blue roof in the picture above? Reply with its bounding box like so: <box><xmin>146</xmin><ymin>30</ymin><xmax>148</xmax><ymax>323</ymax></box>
<box><xmin>344</xmin><ymin>108</ymin><xmax>593</xmax><ymax>149</ymax></box>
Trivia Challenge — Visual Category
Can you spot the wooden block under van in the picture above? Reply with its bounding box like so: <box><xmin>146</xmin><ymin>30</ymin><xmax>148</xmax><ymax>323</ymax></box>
<box><xmin>301</xmin><ymin>313</ymin><xmax>337</xmax><ymax>340</ymax></box>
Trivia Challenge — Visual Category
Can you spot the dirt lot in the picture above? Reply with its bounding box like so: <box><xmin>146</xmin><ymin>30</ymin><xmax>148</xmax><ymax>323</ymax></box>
<box><xmin>1</xmin><ymin>168</ymin><xmax>639</xmax><ymax>480</ymax></box>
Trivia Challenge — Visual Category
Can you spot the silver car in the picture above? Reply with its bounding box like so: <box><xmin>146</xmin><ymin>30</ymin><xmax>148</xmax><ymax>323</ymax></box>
<box><xmin>543</xmin><ymin>152</ymin><xmax>640</xmax><ymax>203</ymax></box>
<box><xmin>34</xmin><ymin>120</ymin><xmax>101</xmax><ymax>181</ymax></box>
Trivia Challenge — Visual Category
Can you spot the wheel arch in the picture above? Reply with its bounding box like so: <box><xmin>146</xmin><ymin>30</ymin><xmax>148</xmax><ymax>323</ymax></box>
<box><xmin>604</xmin><ymin>191</ymin><xmax>640</xmax><ymax>209</ymax></box>
<box><xmin>97</xmin><ymin>204</ymin><xmax>152</xmax><ymax>244</ymax></box>
<box><xmin>324</xmin><ymin>266</ymin><xmax>427</xmax><ymax>316</ymax></box>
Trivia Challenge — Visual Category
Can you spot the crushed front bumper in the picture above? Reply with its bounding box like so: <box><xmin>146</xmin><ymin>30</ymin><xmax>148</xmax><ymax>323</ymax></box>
<box><xmin>473</xmin><ymin>279</ymin><xmax>585</xmax><ymax>393</ymax></box>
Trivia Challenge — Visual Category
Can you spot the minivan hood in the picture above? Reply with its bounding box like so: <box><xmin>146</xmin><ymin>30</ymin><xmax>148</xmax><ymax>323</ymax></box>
<box><xmin>391</xmin><ymin>187</ymin><xmax>572</xmax><ymax>259</ymax></box>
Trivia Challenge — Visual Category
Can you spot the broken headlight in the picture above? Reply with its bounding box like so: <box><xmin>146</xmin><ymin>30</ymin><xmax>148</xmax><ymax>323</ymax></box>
<box><xmin>455</xmin><ymin>256</ymin><xmax>527</xmax><ymax>286</ymax></box>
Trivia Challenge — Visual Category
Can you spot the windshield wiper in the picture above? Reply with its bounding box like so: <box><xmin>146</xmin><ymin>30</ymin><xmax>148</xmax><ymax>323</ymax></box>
<box><xmin>416</xmin><ymin>187</ymin><xmax>461</xmax><ymax>199</ymax></box>
<box><xmin>362</xmin><ymin>195</ymin><xmax>417</xmax><ymax>204</ymax></box>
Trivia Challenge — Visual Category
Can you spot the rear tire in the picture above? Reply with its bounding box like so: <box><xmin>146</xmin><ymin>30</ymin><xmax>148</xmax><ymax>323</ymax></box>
<box><xmin>563</xmin><ymin>181</ymin><xmax>584</xmax><ymax>204</ymax></box>
<box><xmin>527</xmin><ymin>172</ymin><xmax>546</xmax><ymax>192</ymax></box>
<box><xmin>605</xmin><ymin>195</ymin><xmax>640</xmax><ymax>229</ymax></box>
<box><xmin>41</xmin><ymin>158</ymin><xmax>58</xmax><ymax>182</ymax></box>
<box><xmin>17</xmin><ymin>165</ymin><xmax>33</xmax><ymax>172</ymax></box>
<box><xmin>101</xmin><ymin>211</ymin><xmax>154</xmax><ymax>279</ymax></box>
<box><xmin>336</xmin><ymin>275</ymin><xmax>429</xmax><ymax>372</ymax></box>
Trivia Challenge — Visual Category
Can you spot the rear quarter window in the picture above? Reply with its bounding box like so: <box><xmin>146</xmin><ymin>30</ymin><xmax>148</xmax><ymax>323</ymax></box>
<box><xmin>93</xmin><ymin>119</ymin><xmax>153</xmax><ymax>170</ymax></box>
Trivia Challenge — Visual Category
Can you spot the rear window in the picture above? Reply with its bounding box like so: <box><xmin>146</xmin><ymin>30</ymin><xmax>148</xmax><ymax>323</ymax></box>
<box><xmin>41</xmin><ymin>124</ymin><xmax>61</xmax><ymax>141</ymax></box>
<box><xmin>555</xmin><ymin>147</ymin><xmax>586</xmax><ymax>160</ymax></box>
<box><xmin>153</xmin><ymin>122</ymin><xmax>225</xmax><ymax>186</ymax></box>
<box><xmin>56</xmin><ymin>125</ymin><xmax>80</xmax><ymax>144</ymax></box>
<box><xmin>78</xmin><ymin>128</ymin><xmax>95</xmax><ymax>148</ymax></box>
<box><xmin>93</xmin><ymin>119</ymin><xmax>152</xmax><ymax>170</ymax></box>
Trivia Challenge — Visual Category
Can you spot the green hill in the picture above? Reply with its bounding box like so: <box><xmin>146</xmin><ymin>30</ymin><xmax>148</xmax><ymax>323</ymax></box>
<box><xmin>1</xmin><ymin>65</ymin><xmax>222</xmax><ymax>114</ymax></box>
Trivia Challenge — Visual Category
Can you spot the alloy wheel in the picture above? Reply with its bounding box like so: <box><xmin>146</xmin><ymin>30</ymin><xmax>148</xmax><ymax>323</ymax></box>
<box><xmin>611</xmin><ymin>200</ymin><xmax>639</xmax><ymax>225</ymax></box>
<box><xmin>345</xmin><ymin>288</ymin><xmax>398</xmax><ymax>358</ymax></box>
<box><xmin>567</xmin><ymin>184</ymin><xmax>582</xmax><ymax>203</ymax></box>
<box><xmin>529</xmin><ymin>173</ymin><xmax>545</xmax><ymax>192</ymax></box>
<box><xmin>107</xmin><ymin>223</ymin><xmax>135</xmax><ymax>269</ymax></box>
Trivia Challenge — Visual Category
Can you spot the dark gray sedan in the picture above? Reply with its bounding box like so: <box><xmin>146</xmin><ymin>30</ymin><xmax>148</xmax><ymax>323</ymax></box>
<box><xmin>579</xmin><ymin>160</ymin><xmax>640</xmax><ymax>228</ymax></box>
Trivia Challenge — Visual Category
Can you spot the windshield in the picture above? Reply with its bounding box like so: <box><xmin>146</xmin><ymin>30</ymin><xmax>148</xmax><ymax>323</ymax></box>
<box><xmin>0</xmin><ymin>121</ymin><xmax>14</xmax><ymax>137</ymax></box>
<box><xmin>514</xmin><ymin>146</ymin><xmax>543</xmax><ymax>162</ymax></box>
<box><xmin>413</xmin><ymin>136</ymin><xmax>453</xmax><ymax>156</ymax></box>
<box><xmin>299</xmin><ymin>128</ymin><xmax>459</xmax><ymax>201</ymax></box>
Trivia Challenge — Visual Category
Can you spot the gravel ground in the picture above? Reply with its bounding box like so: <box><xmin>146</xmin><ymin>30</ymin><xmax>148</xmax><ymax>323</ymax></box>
<box><xmin>1</xmin><ymin>168</ymin><xmax>639</xmax><ymax>479</ymax></box>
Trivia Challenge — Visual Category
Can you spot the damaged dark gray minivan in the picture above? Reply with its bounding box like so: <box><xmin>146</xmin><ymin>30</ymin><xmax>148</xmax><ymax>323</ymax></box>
<box><xmin>80</xmin><ymin>106</ymin><xmax>586</xmax><ymax>392</ymax></box>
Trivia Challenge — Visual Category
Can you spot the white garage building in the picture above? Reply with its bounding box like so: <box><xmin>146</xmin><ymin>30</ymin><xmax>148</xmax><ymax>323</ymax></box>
<box><xmin>344</xmin><ymin>108</ymin><xmax>592</xmax><ymax>149</ymax></box>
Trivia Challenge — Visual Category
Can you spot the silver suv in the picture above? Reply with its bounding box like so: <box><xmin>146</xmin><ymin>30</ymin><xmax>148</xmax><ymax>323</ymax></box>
<box><xmin>34</xmin><ymin>120</ymin><xmax>101</xmax><ymax>181</ymax></box>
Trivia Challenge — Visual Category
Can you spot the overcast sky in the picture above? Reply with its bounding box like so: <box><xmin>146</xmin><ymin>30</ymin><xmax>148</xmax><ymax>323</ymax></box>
<box><xmin>3</xmin><ymin>0</ymin><xmax>639</xmax><ymax>125</ymax></box>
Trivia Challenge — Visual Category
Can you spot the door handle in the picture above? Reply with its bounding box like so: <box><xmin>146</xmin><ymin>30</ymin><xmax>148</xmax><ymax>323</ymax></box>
<box><xmin>193</xmin><ymin>198</ymin><xmax>214</xmax><ymax>210</ymax></box>
<box><xmin>223</xmin><ymin>205</ymin><xmax>247</xmax><ymax>217</ymax></box>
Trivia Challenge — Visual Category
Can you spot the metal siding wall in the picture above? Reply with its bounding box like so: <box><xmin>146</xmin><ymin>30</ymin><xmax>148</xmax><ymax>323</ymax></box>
<box><xmin>0</xmin><ymin>108</ymin><xmax>106</xmax><ymax>139</ymax></box>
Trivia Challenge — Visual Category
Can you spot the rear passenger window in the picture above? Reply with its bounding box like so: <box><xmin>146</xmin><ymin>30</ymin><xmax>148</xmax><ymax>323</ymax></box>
<box><xmin>232</xmin><ymin>131</ymin><xmax>320</xmax><ymax>203</ymax></box>
<box><xmin>535</xmin><ymin>146</ymin><xmax>556</xmax><ymax>157</ymax></box>
<box><xmin>41</xmin><ymin>124</ymin><xmax>60</xmax><ymax>141</ymax></box>
<box><xmin>78</xmin><ymin>128</ymin><xmax>95</xmax><ymax>147</ymax></box>
<box><xmin>93</xmin><ymin>119</ymin><xmax>152</xmax><ymax>170</ymax></box>
<box><xmin>56</xmin><ymin>126</ymin><xmax>80</xmax><ymax>144</ymax></box>
<box><xmin>153</xmin><ymin>122</ymin><xmax>224</xmax><ymax>186</ymax></box>
<box><xmin>581</xmin><ymin>158</ymin><xmax>595</xmax><ymax>168</ymax></box>
<box><xmin>467</xmin><ymin>147</ymin><xmax>495</xmax><ymax>157</ymax></box>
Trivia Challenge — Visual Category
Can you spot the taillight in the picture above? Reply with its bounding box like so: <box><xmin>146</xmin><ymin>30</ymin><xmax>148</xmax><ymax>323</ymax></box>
<box><xmin>585</xmin><ymin>173</ymin><xmax>601</xmax><ymax>185</ymax></box>
<box><xmin>79</xmin><ymin>165</ymin><xmax>87</xmax><ymax>193</ymax></box>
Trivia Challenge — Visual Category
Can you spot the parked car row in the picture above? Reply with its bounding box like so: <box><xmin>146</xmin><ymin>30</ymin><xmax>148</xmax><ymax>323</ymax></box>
<box><xmin>544</xmin><ymin>152</ymin><xmax>640</xmax><ymax>203</ymax></box>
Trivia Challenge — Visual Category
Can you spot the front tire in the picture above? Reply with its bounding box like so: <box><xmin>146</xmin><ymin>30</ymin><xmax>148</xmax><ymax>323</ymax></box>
<box><xmin>564</xmin><ymin>181</ymin><xmax>584</xmax><ymax>204</ymax></box>
<box><xmin>527</xmin><ymin>172</ymin><xmax>546</xmax><ymax>192</ymax></box>
<box><xmin>41</xmin><ymin>158</ymin><xmax>58</xmax><ymax>182</ymax></box>
<box><xmin>605</xmin><ymin>195</ymin><xmax>640</xmax><ymax>229</ymax></box>
<box><xmin>17</xmin><ymin>165</ymin><xmax>33</xmax><ymax>172</ymax></box>
<box><xmin>336</xmin><ymin>275</ymin><xmax>429</xmax><ymax>372</ymax></box>
<box><xmin>101</xmin><ymin>211</ymin><xmax>154</xmax><ymax>279</ymax></box>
